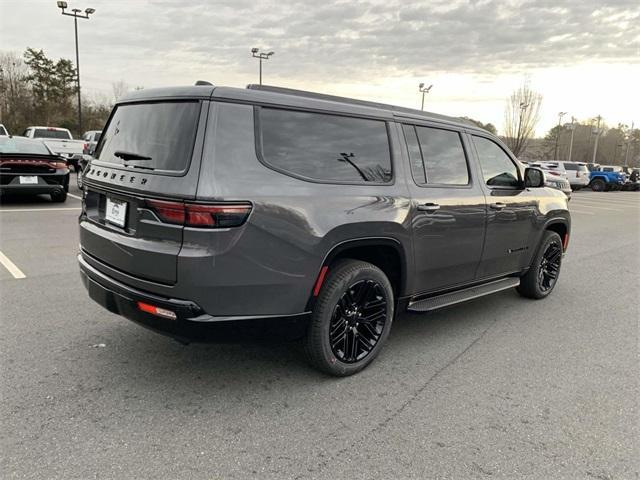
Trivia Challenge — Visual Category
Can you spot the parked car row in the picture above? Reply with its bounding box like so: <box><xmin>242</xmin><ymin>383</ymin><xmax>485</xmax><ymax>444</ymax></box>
<box><xmin>0</xmin><ymin>125</ymin><xmax>102</xmax><ymax>202</ymax></box>
<box><xmin>521</xmin><ymin>160</ymin><xmax>639</xmax><ymax>194</ymax></box>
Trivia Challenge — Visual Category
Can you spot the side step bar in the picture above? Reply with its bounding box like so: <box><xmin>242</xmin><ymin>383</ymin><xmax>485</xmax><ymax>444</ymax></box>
<box><xmin>407</xmin><ymin>277</ymin><xmax>520</xmax><ymax>313</ymax></box>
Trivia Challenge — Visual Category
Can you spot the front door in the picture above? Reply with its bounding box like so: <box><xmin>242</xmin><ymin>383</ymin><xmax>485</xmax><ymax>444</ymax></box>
<box><xmin>470</xmin><ymin>134</ymin><xmax>539</xmax><ymax>278</ymax></box>
<box><xmin>402</xmin><ymin>123</ymin><xmax>486</xmax><ymax>294</ymax></box>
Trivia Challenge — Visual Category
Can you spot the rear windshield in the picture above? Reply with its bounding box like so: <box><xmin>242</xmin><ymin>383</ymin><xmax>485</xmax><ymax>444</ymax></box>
<box><xmin>33</xmin><ymin>129</ymin><xmax>71</xmax><ymax>139</ymax></box>
<box><xmin>0</xmin><ymin>126</ymin><xmax>7</xmax><ymax>136</ymax></box>
<box><xmin>0</xmin><ymin>137</ymin><xmax>51</xmax><ymax>155</ymax></box>
<box><xmin>95</xmin><ymin>101</ymin><xmax>200</xmax><ymax>172</ymax></box>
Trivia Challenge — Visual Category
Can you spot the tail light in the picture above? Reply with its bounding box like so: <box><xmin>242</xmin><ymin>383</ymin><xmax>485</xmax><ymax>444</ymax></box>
<box><xmin>51</xmin><ymin>160</ymin><xmax>68</xmax><ymax>169</ymax></box>
<box><xmin>576</xmin><ymin>171</ymin><xmax>579</xmax><ymax>178</ymax></box>
<box><xmin>146</xmin><ymin>199</ymin><xmax>252</xmax><ymax>228</ymax></box>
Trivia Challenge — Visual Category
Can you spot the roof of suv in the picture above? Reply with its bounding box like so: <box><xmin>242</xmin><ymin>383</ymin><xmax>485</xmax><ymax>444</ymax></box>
<box><xmin>119</xmin><ymin>84</ymin><xmax>485</xmax><ymax>133</ymax></box>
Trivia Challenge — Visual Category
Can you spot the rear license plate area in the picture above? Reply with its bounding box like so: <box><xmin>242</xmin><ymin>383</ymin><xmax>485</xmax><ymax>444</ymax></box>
<box><xmin>19</xmin><ymin>176</ymin><xmax>38</xmax><ymax>184</ymax></box>
<box><xmin>106</xmin><ymin>197</ymin><xmax>127</xmax><ymax>228</ymax></box>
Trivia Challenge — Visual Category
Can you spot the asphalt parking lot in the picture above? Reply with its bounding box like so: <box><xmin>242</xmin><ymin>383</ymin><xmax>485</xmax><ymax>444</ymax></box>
<box><xmin>1</xmin><ymin>178</ymin><xmax>638</xmax><ymax>479</ymax></box>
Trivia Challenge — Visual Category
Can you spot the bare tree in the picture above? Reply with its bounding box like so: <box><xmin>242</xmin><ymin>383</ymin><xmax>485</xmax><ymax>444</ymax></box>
<box><xmin>111</xmin><ymin>80</ymin><xmax>129</xmax><ymax>102</ymax></box>
<box><xmin>503</xmin><ymin>82</ymin><xmax>543</xmax><ymax>158</ymax></box>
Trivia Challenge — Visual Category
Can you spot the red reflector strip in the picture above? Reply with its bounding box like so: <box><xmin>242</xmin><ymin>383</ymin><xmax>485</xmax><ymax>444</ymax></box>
<box><xmin>137</xmin><ymin>301</ymin><xmax>177</xmax><ymax>320</ymax></box>
<box><xmin>563</xmin><ymin>233</ymin><xmax>569</xmax><ymax>251</ymax></box>
<box><xmin>313</xmin><ymin>266</ymin><xmax>329</xmax><ymax>296</ymax></box>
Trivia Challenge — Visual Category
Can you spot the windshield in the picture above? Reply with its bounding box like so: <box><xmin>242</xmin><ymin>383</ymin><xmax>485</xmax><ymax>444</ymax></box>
<box><xmin>0</xmin><ymin>126</ymin><xmax>7</xmax><ymax>136</ymax></box>
<box><xmin>0</xmin><ymin>137</ymin><xmax>51</xmax><ymax>155</ymax></box>
<box><xmin>33</xmin><ymin>129</ymin><xmax>71</xmax><ymax>139</ymax></box>
<box><xmin>96</xmin><ymin>101</ymin><xmax>200</xmax><ymax>172</ymax></box>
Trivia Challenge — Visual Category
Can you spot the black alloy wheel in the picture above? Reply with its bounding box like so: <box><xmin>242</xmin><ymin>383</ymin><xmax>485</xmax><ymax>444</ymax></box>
<box><xmin>517</xmin><ymin>230</ymin><xmax>563</xmax><ymax>299</ymax></box>
<box><xmin>329</xmin><ymin>279</ymin><xmax>388</xmax><ymax>363</ymax></box>
<box><xmin>304</xmin><ymin>259</ymin><xmax>394</xmax><ymax>376</ymax></box>
<box><xmin>537</xmin><ymin>241</ymin><xmax>562</xmax><ymax>293</ymax></box>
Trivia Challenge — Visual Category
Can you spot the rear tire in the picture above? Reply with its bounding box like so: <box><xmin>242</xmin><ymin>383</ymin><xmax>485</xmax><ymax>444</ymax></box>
<box><xmin>517</xmin><ymin>231</ymin><xmax>563</xmax><ymax>299</ymax></box>
<box><xmin>590</xmin><ymin>179</ymin><xmax>605</xmax><ymax>192</ymax></box>
<box><xmin>304</xmin><ymin>259</ymin><xmax>394</xmax><ymax>376</ymax></box>
<box><xmin>51</xmin><ymin>190</ymin><xmax>67</xmax><ymax>203</ymax></box>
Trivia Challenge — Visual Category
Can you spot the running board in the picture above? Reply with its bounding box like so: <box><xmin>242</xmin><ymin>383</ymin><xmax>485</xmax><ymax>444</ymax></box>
<box><xmin>407</xmin><ymin>277</ymin><xmax>520</xmax><ymax>313</ymax></box>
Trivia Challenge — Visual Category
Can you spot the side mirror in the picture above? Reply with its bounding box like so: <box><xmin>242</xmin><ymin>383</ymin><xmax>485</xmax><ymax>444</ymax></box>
<box><xmin>524</xmin><ymin>167</ymin><xmax>545</xmax><ymax>188</ymax></box>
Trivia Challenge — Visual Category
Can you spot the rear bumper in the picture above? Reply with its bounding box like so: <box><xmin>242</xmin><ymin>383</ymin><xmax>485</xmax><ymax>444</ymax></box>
<box><xmin>0</xmin><ymin>172</ymin><xmax>69</xmax><ymax>195</ymax></box>
<box><xmin>78</xmin><ymin>253</ymin><xmax>310</xmax><ymax>342</ymax></box>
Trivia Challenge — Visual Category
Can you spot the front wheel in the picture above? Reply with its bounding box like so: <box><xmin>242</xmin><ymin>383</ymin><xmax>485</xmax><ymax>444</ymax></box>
<box><xmin>517</xmin><ymin>231</ymin><xmax>563</xmax><ymax>299</ymax></box>
<box><xmin>304</xmin><ymin>259</ymin><xmax>394</xmax><ymax>376</ymax></box>
<box><xmin>590</xmin><ymin>179</ymin><xmax>605</xmax><ymax>192</ymax></box>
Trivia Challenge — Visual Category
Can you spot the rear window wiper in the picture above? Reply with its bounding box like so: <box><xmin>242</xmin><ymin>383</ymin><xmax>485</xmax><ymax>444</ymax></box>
<box><xmin>114</xmin><ymin>150</ymin><xmax>152</xmax><ymax>161</ymax></box>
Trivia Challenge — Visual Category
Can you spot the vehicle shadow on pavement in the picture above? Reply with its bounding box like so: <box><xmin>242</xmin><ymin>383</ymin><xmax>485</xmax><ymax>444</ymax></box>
<box><xmin>85</xmin><ymin>289</ymin><xmax>519</xmax><ymax>393</ymax></box>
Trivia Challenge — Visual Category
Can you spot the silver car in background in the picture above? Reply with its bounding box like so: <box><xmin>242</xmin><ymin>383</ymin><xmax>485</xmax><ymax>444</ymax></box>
<box><xmin>531</xmin><ymin>162</ymin><xmax>572</xmax><ymax>199</ymax></box>
<box><xmin>560</xmin><ymin>161</ymin><xmax>590</xmax><ymax>190</ymax></box>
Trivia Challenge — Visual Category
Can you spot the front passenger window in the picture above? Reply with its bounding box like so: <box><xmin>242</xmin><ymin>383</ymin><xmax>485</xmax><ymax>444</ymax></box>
<box><xmin>473</xmin><ymin>136</ymin><xmax>520</xmax><ymax>188</ymax></box>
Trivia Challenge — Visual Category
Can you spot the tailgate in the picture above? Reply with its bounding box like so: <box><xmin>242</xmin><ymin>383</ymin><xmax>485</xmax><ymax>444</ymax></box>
<box><xmin>81</xmin><ymin>185</ymin><xmax>184</xmax><ymax>284</ymax></box>
<box><xmin>79</xmin><ymin>100</ymin><xmax>208</xmax><ymax>285</ymax></box>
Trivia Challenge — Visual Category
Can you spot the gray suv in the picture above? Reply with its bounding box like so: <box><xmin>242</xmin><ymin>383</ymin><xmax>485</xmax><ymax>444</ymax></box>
<box><xmin>79</xmin><ymin>84</ymin><xmax>571</xmax><ymax>376</ymax></box>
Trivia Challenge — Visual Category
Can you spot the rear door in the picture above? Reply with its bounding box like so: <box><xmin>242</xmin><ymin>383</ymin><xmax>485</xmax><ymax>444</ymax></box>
<box><xmin>470</xmin><ymin>134</ymin><xmax>539</xmax><ymax>278</ymax></box>
<box><xmin>80</xmin><ymin>100</ymin><xmax>208</xmax><ymax>285</ymax></box>
<box><xmin>402</xmin><ymin>123</ymin><xmax>486</xmax><ymax>293</ymax></box>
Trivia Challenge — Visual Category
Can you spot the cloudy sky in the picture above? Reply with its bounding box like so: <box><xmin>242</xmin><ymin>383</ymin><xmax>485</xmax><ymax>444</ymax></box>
<box><xmin>1</xmin><ymin>0</ymin><xmax>639</xmax><ymax>135</ymax></box>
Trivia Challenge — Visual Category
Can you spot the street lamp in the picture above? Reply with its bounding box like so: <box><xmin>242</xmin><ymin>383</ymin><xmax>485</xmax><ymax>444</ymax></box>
<box><xmin>57</xmin><ymin>1</ymin><xmax>95</xmax><ymax>134</ymax></box>
<box><xmin>566</xmin><ymin>116</ymin><xmax>576</xmax><ymax>162</ymax></box>
<box><xmin>251</xmin><ymin>48</ymin><xmax>274</xmax><ymax>85</ymax></box>
<box><xmin>418</xmin><ymin>83</ymin><xmax>432</xmax><ymax>111</ymax></box>
<box><xmin>554</xmin><ymin>111</ymin><xmax>567</xmax><ymax>160</ymax></box>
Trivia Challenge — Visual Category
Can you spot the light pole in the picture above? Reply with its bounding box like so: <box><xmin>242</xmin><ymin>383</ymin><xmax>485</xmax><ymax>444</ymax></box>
<box><xmin>591</xmin><ymin>115</ymin><xmax>602</xmax><ymax>164</ymax></box>
<box><xmin>553</xmin><ymin>111</ymin><xmax>567</xmax><ymax>160</ymax></box>
<box><xmin>567</xmin><ymin>116</ymin><xmax>576</xmax><ymax>162</ymax></box>
<box><xmin>251</xmin><ymin>48</ymin><xmax>274</xmax><ymax>85</ymax></box>
<box><xmin>57</xmin><ymin>1</ymin><xmax>95</xmax><ymax>135</ymax></box>
<box><xmin>418</xmin><ymin>83</ymin><xmax>432</xmax><ymax>111</ymax></box>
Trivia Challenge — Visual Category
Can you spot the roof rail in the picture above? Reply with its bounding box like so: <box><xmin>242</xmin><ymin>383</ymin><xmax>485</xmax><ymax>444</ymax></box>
<box><xmin>246</xmin><ymin>84</ymin><xmax>470</xmax><ymax>126</ymax></box>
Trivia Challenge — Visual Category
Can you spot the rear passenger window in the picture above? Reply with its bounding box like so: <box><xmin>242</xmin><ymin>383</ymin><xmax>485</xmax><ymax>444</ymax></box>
<box><xmin>473</xmin><ymin>136</ymin><xmax>521</xmax><ymax>188</ymax></box>
<box><xmin>258</xmin><ymin>108</ymin><xmax>392</xmax><ymax>183</ymax></box>
<box><xmin>416</xmin><ymin>126</ymin><xmax>469</xmax><ymax>185</ymax></box>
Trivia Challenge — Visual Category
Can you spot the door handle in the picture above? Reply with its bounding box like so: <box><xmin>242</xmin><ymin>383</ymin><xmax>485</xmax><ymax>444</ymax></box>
<box><xmin>417</xmin><ymin>203</ymin><xmax>440</xmax><ymax>212</ymax></box>
<box><xmin>490</xmin><ymin>202</ymin><xmax>507</xmax><ymax>210</ymax></box>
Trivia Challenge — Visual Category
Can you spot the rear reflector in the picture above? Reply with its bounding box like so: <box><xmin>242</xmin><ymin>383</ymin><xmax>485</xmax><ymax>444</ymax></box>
<box><xmin>313</xmin><ymin>265</ymin><xmax>329</xmax><ymax>296</ymax></box>
<box><xmin>146</xmin><ymin>199</ymin><xmax>252</xmax><ymax>228</ymax></box>
<box><xmin>137</xmin><ymin>301</ymin><xmax>177</xmax><ymax>320</ymax></box>
<box><xmin>563</xmin><ymin>233</ymin><xmax>569</xmax><ymax>251</ymax></box>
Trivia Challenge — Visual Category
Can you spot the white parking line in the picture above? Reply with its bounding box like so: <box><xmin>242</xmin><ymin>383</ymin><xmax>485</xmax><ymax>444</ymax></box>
<box><xmin>67</xmin><ymin>193</ymin><xmax>83</xmax><ymax>200</ymax></box>
<box><xmin>0</xmin><ymin>207</ymin><xmax>81</xmax><ymax>213</ymax></box>
<box><xmin>0</xmin><ymin>250</ymin><xmax>26</xmax><ymax>279</ymax></box>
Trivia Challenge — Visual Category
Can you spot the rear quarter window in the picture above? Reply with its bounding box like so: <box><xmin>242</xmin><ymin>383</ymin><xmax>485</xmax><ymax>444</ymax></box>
<box><xmin>258</xmin><ymin>108</ymin><xmax>392</xmax><ymax>184</ymax></box>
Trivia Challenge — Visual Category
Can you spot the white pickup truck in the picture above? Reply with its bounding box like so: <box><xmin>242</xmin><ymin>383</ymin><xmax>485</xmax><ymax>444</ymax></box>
<box><xmin>22</xmin><ymin>126</ymin><xmax>85</xmax><ymax>171</ymax></box>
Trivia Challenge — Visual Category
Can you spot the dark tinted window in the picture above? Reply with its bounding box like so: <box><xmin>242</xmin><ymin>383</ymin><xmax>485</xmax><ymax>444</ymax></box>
<box><xmin>402</xmin><ymin>124</ymin><xmax>425</xmax><ymax>184</ymax></box>
<box><xmin>33</xmin><ymin>129</ymin><xmax>71</xmax><ymax>139</ymax></box>
<box><xmin>563</xmin><ymin>162</ymin><xmax>578</xmax><ymax>170</ymax></box>
<box><xmin>259</xmin><ymin>108</ymin><xmax>392</xmax><ymax>183</ymax></box>
<box><xmin>473</xmin><ymin>136</ymin><xmax>520</xmax><ymax>187</ymax></box>
<box><xmin>0</xmin><ymin>137</ymin><xmax>51</xmax><ymax>155</ymax></box>
<box><xmin>416</xmin><ymin>126</ymin><xmax>469</xmax><ymax>185</ymax></box>
<box><xmin>96</xmin><ymin>101</ymin><xmax>200</xmax><ymax>172</ymax></box>
<box><xmin>0</xmin><ymin>126</ymin><xmax>7</xmax><ymax>136</ymax></box>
